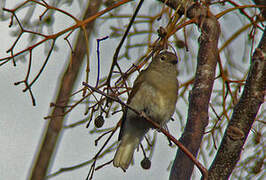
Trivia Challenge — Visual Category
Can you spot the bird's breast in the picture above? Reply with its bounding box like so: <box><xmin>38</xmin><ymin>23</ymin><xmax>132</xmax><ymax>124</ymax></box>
<box><xmin>129</xmin><ymin>82</ymin><xmax>176</xmax><ymax>125</ymax></box>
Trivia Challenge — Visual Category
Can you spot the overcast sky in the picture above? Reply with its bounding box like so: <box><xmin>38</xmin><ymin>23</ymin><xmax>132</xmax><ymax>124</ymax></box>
<box><xmin>0</xmin><ymin>1</ymin><xmax>187</xmax><ymax>180</ymax></box>
<box><xmin>0</xmin><ymin>1</ymin><xmax>264</xmax><ymax>180</ymax></box>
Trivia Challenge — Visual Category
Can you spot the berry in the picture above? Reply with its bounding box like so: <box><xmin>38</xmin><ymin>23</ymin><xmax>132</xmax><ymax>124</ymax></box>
<box><xmin>141</xmin><ymin>157</ymin><xmax>151</xmax><ymax>170</ymax></box>
<box><xmin>94</xmin><ymin>115</ymin><xmax>104</xmax><ymax>128</ymax></box>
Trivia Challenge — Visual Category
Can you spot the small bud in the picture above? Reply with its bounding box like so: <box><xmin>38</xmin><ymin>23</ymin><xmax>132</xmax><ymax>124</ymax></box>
<box><xmin>157</xmin><ymin>27</ymin><xmax>167</xmax><ymax>38</ymax></box>
<box><xmin>141</xmin><ymin>157</ymin><xmax>151</xmax><ymax>170</ymax></box>
<box><xmin>94</xmin><ymin>115</ymin><xmax>104</xmax><ymax>128</ymax></box>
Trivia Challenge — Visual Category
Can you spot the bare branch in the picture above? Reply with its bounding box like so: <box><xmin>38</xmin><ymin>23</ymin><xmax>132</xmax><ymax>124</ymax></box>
<box><xmin>207</xmin><ymin>26</ymin><xmax>266</xmax><ymax>180</ymax></box>
<box><xmin>83</xmin><ymin>82</ymin><xmax>208</xmax><ymax>179</ymax></box>
<box><xmin>165</xmin><ymin>2</ymin><xmax>221</xmax><ymax>180</ymax></box>
<box><xmin>28</xmin><ymin>1</ymin><xmax>103</xmax><ymax>179</ymax></box>
<box><xmin>106</xmin><ymin>0</ymin><xmax>145</xmax><ymax>89</ymax></box>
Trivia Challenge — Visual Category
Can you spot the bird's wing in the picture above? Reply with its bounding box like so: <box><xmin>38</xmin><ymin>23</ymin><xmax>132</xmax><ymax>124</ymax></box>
<box><xmin>118</xmin><ymin>69</ymin><xmax>147</xmax><ymax>140</ymax></box>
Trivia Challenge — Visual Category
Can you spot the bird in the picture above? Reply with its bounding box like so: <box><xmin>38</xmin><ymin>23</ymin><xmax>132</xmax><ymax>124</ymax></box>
<box><xmin>113</xmin><ymin>51</ymin><xmax>179</xmax><ymax>171</ymax></box>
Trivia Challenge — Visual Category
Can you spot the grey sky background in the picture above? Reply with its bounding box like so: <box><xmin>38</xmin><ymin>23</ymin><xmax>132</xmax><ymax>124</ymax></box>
<box><xmin>0</xmin><ymin>0</ymin><xmax>264</xmax><ymax>180</ymax></box>
<box><xmin>0</xmin><ymin>1</ymin><xmax>184</xmax><ymax>179</ymax></box>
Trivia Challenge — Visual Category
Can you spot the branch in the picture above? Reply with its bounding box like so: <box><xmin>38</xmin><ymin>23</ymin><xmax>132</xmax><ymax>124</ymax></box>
<box><xmin>83</xmin><ymin>82</ymin><xmax>208</xmax><ymax>179</ymax></box>
<box><xmin>106</xmin><ymin>0</ymin><xmax>144</xmax><ymax>88</ymax></box>
<box><xmin>253</xmin><ymin>0</ymin><xmax>266</xmax><ymax>19</ymax></box>
<box><xmin>156</xmin><ymin>0</ymin><xmax>188</xmax><ymax>15</ymax></box>
<box><xmin>207</xmin><ymin>26</ymin><xmax>266</xmax><ymax>180</ymax></box>
<box><xmin>1</xmin><ymin>0</ymin><xmax>132</xmax><ymax>62</ymax></box>
<box><xmin>28</xmin><ymin>1</ymin><xmax>103</xmax><ymax>179</ymax></box>
<box><xmin>1</xmin><ymin>0</ymin><xmax>133</xmax><ymax>105</ymax></box>
<box><xmin>165</xmin><ymin>2</ymin><xmax>221</xmax><ymax>180</ymax></box>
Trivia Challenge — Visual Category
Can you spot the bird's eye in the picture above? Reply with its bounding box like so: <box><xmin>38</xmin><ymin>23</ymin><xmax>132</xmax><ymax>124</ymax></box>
<box><xmin>160</xmin><ymin>55</ymin><xmax>166</xmax><ymax>61</ymax></box>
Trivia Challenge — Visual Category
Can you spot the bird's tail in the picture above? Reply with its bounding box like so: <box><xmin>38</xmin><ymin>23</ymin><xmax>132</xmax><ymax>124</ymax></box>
<box><xmin>113</xmin><ymin>134</ymin><xmax>140</xmax><ymax>171</ymax></box>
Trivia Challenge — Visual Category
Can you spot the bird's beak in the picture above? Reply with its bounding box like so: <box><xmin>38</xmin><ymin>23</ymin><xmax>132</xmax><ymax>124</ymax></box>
<box><xmin>170</xmin><ymin>59</ymin><xmax>178</xmax><ymax>65</ymax></box>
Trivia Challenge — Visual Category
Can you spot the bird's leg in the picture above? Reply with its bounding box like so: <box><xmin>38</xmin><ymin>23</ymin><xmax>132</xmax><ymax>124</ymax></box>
<box><xmin>164</xmin><ymin>124</ymin><xmax>173</xmax><ymax>146</ymax></box>
<box><xmin>139</xmin><ymin>111</ymin><xmax>148</xmax><ymax>121</ymax></box>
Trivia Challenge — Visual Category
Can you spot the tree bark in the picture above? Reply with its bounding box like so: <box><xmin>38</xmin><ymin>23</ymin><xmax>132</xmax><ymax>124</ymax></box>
<box><xmin>207</xmin><ymin>1</ymin><xmax>266</xmax><ymax>178</ymax></box>
<box><xmin>169</xmin><ymin>3</ymin><xmax>221</xmax><ymax>179</ymax></box>
<box><xmin>28</xmin><ymin>1</ymin><xmax>102</xmax><ymax>179</ymax></box>
<box><xmin>207</xmin><ymin>27</ymin><xmax>266</xmax><ymax>180</ymax></box>
<box><xmin>158</xmin><ymin>1</ymin><xmax>221</xmax><ymax>179</ymax></box>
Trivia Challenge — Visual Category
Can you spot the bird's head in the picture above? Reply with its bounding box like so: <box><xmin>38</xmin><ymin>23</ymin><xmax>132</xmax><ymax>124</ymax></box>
<box><xmin>153</xmin><ymin>51</ymin><xmax>178</xmax><ymax>65</ymax></box>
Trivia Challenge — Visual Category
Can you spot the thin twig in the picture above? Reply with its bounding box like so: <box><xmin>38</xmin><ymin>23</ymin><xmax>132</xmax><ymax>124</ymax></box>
<box><xmin>106</xmin><ymin>0</ymin><xmax>145</xmax><ymax>88</ymax></box>
<box><xmin>82</xmin><ymin>82</ymin><xmax>208</xmax><ymax>178</ymax></box>
<box><xmin>96</xmin><ymin>36</ymin><xmax>109</xmax><ymax>87</ymax></box>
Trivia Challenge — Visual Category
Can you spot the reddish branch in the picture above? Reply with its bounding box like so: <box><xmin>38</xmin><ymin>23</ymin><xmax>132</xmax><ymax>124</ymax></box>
<box><xmin>1</xmin><ymin>0</ymin><xmax>133</xmax><ymax>106</ymax></box>
<box><xmin>253</xmin><ymin>0</ymin><xmax>266</xmax><ymax>18</ymax></box>
<box><xmin>1</xmin><ymin>0</ymin><xmax>132</xmax><ymax>63</ymax></box>
<box><xmin>28</xmin><ymin>1</ymin><xmax>103</xmax><ymax>179</ymax></box>
<box><xmin>3</xmin><ymin>0</ymin><xmax>263</xmax><ymax>179</ymax></box>
<box><xmin>82</xmin><ymin>82</ymin><xmax>208</xmax><ymax>179</ymax></box>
